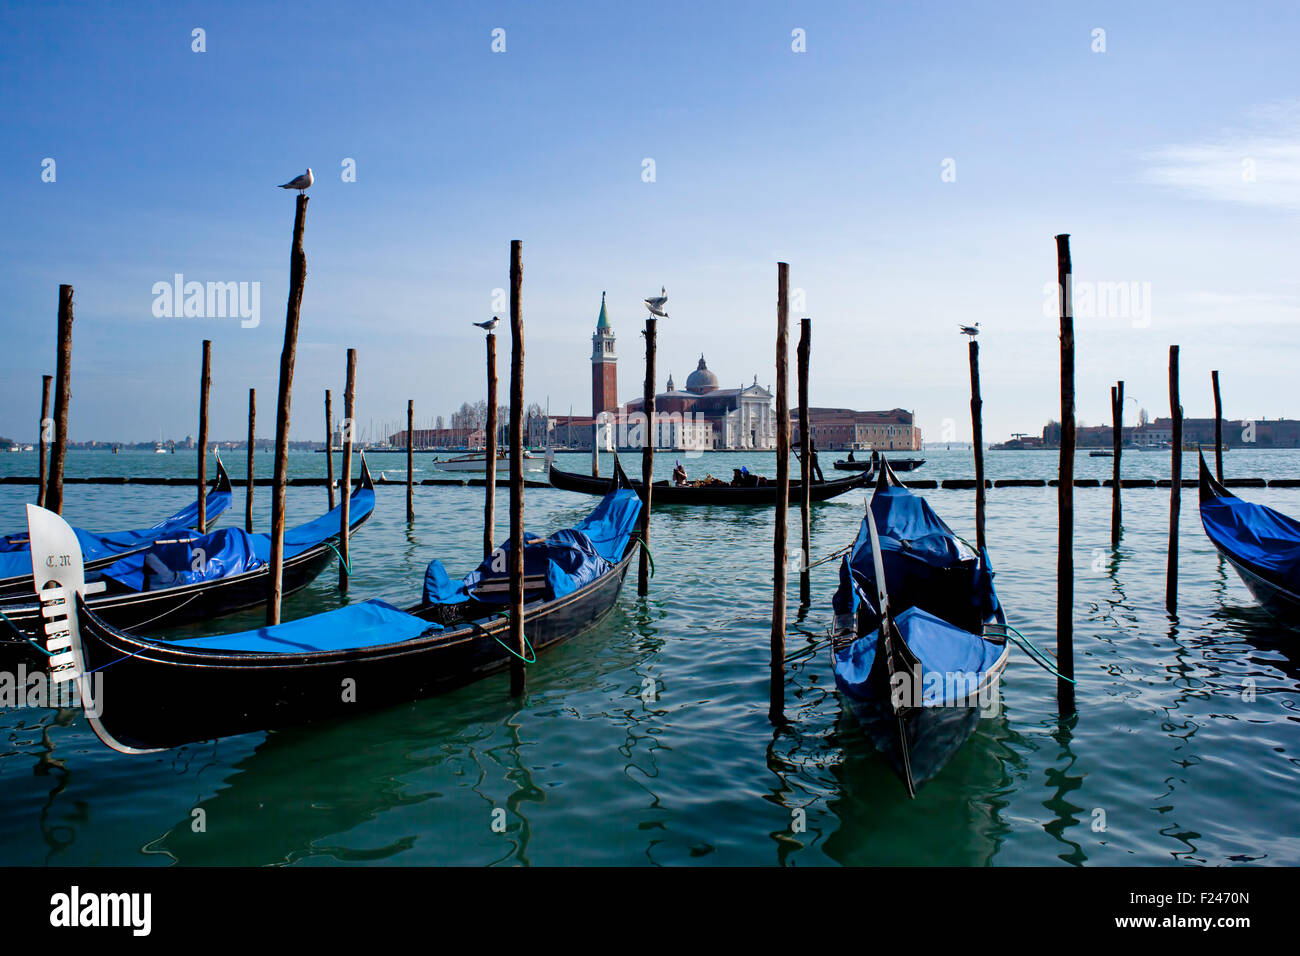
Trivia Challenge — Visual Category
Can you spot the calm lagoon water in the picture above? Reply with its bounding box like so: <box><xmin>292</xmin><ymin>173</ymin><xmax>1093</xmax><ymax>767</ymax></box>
<box><xmin>0</xmin><ymin>447</ymin><xmax>1297</xmax><ymax>866</ymax></box>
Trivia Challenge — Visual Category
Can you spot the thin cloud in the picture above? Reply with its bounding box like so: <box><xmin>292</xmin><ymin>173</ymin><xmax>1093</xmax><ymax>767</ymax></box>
<box><xmin>1141</xmin><ymin>101</ymin><xmax>1300</xmax><ymax>209</ymax></box>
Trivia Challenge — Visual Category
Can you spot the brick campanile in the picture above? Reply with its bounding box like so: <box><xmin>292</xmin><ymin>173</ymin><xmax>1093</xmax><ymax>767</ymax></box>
<box><xmin>591</xmin><ymin>291</ymin><xmax>617</xmax><ymax>416</ymax></box>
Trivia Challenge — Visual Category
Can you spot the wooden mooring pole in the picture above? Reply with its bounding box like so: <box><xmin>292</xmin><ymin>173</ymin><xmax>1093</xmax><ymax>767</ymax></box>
<box><xmin>771</xmin><ymin>262</ymin><xmax>790</xmax><ymax>725</ymax></box>
<box><xmin>36</xmin><ymin>374</ymin><xmax>51</xmax><ymax>509</ymax></box>
<box><xmin>246</xmin><ymin>387</ymin><xmax>255</xmax><ymax>532</ymax></box>
<box><xmin>406</xmin><ymin>399</ymin><xmax>415</xmax><ymax>522</ymax></box>
<box><xmin>968</xmin><ymin>339</ymin><xmax>986</xmax><ymax>554</ymax></box>
<box><xmin>1111</xmin><ymin>381</ymin><xmax>1123</xmax><ymax>548</ymax></box>
<box><xmin>1211</xmin><ymin>370</ymin><xmax>1224</xmax><ymax>482</ymax></box>
<box><xmin>508</xmin><ymin>240</ymin><xmax>526</xmax><ymax>696</ymax></box>
<box><xmin>266</xmin><ymin>194</ymin><xmax>308</xmax><ymax>625</ymax></box>
<box><xmin>197</xmin><ymin>339</ymin><xmax>211</xmax><ymax>533</ymax></box>
<box><xmin>1055</xmin><ymin>235</ymin><xmax>1076</xmax><ymax>716</ymax></box>
<box><xmin>797</xmin><ymin>317</ymin><xmax>812</xmax><ymax>606</ymax></box>
<box><xmin>1168</xmin><ymin>346</ymin><xmax>1181</xmax><ymax>616</ymax></box>
<box><xmin>46</xmin><ymin>285</ymin><xmax>74</xmax><ymax>515</ymax></box>
<box><xmin>485</xmin><ymin>330</ymin><xmax>498</xmax><ymax>559</ymax></box>
<box><xmin>638</xmin><ymin>316</ymin><xmax>656</xmax><ymax>597</ymax></box>
<box><xmin>325</xmin><ymin>389</ymin><xmax>336</xmax><ymax>510</ymax></box>
<box><xmin>338</xmin><ymin>348</ymin><xmax>356</xmax><ymax>592</ymax></box>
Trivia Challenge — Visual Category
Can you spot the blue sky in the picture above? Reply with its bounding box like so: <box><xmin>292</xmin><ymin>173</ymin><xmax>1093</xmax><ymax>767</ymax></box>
<box><xmin>2</xmin><ymin>0</ymin><xmax>1298</xmax><ymax>444</ymax></box>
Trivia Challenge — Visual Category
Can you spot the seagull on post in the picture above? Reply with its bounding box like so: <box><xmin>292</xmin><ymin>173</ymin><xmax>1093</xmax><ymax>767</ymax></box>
<box><xmin>473</xmin><ymin>317</ymin><xmax>500</xmax><ymax>332</ymax></box>
<box><xmin>644</xmin><ymin>286</ymin><xmax>669</xmax><ymax>318</ymax></box>
<box><xmin>278</xmin><ymin>169</ymin><xmax>314</xmax><ymax>194</ymax></box>
<box><xmin>958</xmin><ymin>322</ymin><xmax>980</xmax><ymax>337</ymax></box>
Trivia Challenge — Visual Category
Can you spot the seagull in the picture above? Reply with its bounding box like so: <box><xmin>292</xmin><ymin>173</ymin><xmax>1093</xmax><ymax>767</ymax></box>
<box><xmin>278</xmin><ymin>169</ymin><xmax>314</xmax><ymax>194</ymax></box>
<box><xmin>474</xmin><ymin>317</ymin><xmax>500</xmax><ymax>332</ymax></box>
<box><xmin>644</xmin><ymin>286</ymin><xmax>669</xmax><ymax>318</ymax></box>
<box><xmin>958</xmin><ymin>322</ymin><xmax>980</xmax><ymax>337</ymax></box>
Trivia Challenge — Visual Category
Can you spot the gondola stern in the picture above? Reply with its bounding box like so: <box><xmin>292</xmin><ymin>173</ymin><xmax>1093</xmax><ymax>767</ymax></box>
<box><xmin>1198</xmin><ymin>448</ymin><xmax>1231</xmax><ymax>505</ymax></box>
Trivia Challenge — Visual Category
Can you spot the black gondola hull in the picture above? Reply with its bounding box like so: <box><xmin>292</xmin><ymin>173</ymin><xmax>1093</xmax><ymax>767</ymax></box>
<box><xmin>70</xmin><ymin>551</ymin><xmax>633</xmax><ymax>751</ymax></box>
<box><xmin>0</xmin><ymin>545</ymin><xmax>339</xmax><ymax>669</ymax></box>
<box><xmin>1198</xmin><ymin>453</ymin><xmax>1300</xmax><ymax>627</ymax></box>
<box><xmin>548</xmin><ymin>465</ymin><xmax>868</xmax><ymax>505</ymax></box>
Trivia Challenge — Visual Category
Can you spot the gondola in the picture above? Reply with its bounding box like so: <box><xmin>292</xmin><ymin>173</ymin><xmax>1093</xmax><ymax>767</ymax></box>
<box><xmin>834</xmin><ymin>455</ymin><xmax>924</xmax><ymax>472</ymax></box>
<box><xmin>24</xmin><ymin>462</ymin><xmax>643</xmax><ymax>753</ymax></box>
<box><xmin>829</xmin><ymin>458</ymin><xmax>1010</xmax><ymax>796</ymax></box>
<box><xmin>548</xmin><ymin>460</ymin><xmax>869</xmax><ymax>505</ymax></box>
<box><xmin>0</xmin><ymin>460</ymin><xmax>232</xmax><ymax>602</ymax></box>
<box><xmin>1198</xmin><ymin>451</ymin><xmax>1300</xmax><ymax>625</ymax></box>
<box><xmin>0</xmin><ymin>461</ymin><xmax>376</xmax><ymax>667</ymax></box>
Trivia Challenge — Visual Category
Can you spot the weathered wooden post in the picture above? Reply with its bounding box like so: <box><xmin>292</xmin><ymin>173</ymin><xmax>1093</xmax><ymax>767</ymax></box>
<box><xmin>45</xmin><ymin>285</ymin><xmax>73</xmax><ymax>515</ymax></box>
<box><xmin>638</xmin><ymin>317</ymin><xmax>656</xmax><ymax>597</ymax></box>
<box><xmin>797</xmin><ymin>317</ymin><xmax>812</xmax><ymax>606</ymax></box>
<box><xmin>1168</xmin><ymin>346</ymin><xmax>1182</xmax><ymax>616</ymax></box>
<box><xmin>508</xmin><ymin>240</ymin><xmax>526</xmax><ymax>696</ymax></box>
<box><xmin>325</xmin><ymin>389</ymin><xmax>336</xmax><ymax>510</ymax></box>
<box><xmin>771</xmin><ymin>262</ymin><xmax>790</xmax><ymax>725</ymax></box>
<box><xmin>1111</xmin><ymin>381</ymin><xmax>1123</xmax><ymax>548</ymax></box>
<box><xmin>197</xmin><ymin>339</ymin><xmax>212</xmax><ymax>533</ymax></box>
<box><xmin>1055</xmin><ymin>235</ymin><xmax>1076</xmax><ymax>716</ymax></box>
<box><xmin>406</xmin><ymin>399</ymin><xmax>415</xmax><ymax>522</ymax></box>
<box><xmin>246</xmin><ymin>387</ymin><xmax>256</xmax><ymax>532</ymax></box>
<box><xmin>591</xmin><ymin>417</ymin><xmax>600</xmax><ymax>477</ymax></box>
<box><xmin>266</xmin><ymin>194</ymin><xmax>308</xmax><ymax>626</ymax></box>
<box><xmin>1211</xmin><ymin>369</ymin><xmax>1224</xmax><ymax>482</ymax></box>
<box><xmin>485</xmin><ymin>330</ymin><xmax>498</xmax><ymax>559</ymax></box>
<box><xmin>37</xmin><ymin>374</ymin><xmax>51</xmax><ymax>509</ymax></box>
<box><xmin>969</xmin><ymin>338</ymin><xmax>986</xmax><ymax>554</ymax></box>
<box><xmin>338</xmin><ymin>348</ymin><xmax>356</xmax><ymax>591</ymax></box>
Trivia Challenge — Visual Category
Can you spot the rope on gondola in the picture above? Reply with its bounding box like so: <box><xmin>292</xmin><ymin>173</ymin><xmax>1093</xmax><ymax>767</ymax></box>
<box><xmin>630</xmin><ymin>535</ymin><xmax>654</xmax><ymax>577</ymax></box>
<box><xmin>326</xmin><ymin>541</ymin><xmax>352</xmax><ymax>574</ymax></box>
<box><xmin>805</xmin><ymin>543</ymin><xmax>853</xmax><ymax>572</ymax></box>
<box><xmin>482</xmin><ymin>611</ymin><xmax>537</xmax><ymax>664</ymax></box>
<box><xmin>1002</xmin><ymin>623</ymin><xmax>1075</xmax><ymax>683</ymax></box>
<box><xmin>0</xmin><ymin>606</ymin><xmax>51</xmax><ymax>657</ymax></box>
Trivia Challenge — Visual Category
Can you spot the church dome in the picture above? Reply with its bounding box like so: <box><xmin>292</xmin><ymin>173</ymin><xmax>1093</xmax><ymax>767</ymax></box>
<box><xmin>685</xmin><ymin>355</ymin><xmax>718</xmax><ymax>394</ymax></box>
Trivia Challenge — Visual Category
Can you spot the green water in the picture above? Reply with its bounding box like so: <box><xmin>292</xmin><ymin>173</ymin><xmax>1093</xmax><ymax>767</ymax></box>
<box><xmin>0</xmin><ymin>448</ymin><xmax>1297</xmax><ymax>865</ymax></box>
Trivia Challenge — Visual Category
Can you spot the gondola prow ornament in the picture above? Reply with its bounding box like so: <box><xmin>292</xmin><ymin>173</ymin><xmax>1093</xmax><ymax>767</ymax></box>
<box><xmin>25</xmin><ymin>504</ymin><xmax>108</xmax><ymax>722</ymax></box>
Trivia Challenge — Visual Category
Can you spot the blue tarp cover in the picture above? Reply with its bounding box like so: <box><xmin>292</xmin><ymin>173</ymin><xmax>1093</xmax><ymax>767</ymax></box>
<box><xmin>96</xmin><ymin>484</ymin><xmax>375</xmax><ymax>591</ymax></box>
<box><xmin>423</xmin><ymin>488</ymin><xmax>641</xmax><ymax>606</ymax></box>
<box><xmin>0</xmin><ymin>485</ymin><xmax>234</xmax><ymax>581</ymax></box>
<box><xmin>163</xmin><ymin>598</ymin><xmax>435</xmax><ymax>654</ymax></box>
<box><xmin>833</xmin><ymin>606</ymin><xmax>1004</xmax><ymax>706</ymax></box>
<box><xmin>1202</xmin><ymin>489</ymin><xmax>1300</xmax><ymax>594</ymax></box>
<box><xmin>831</xmin><ymin>483</ymin><xmax>1000</xmax><ymax>636</ymax></box>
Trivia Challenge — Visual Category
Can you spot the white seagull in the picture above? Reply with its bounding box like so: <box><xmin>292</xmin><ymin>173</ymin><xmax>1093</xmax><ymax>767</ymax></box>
<box><xmin>278</xmin><ymin>169</ymin><xmax>314</xmax><ymax>194</ymax></box>
<box><xmin>473</xmin><ymin>317</ymin><xmax>500</xmax><ymax>332</ymax></box>
<box><xmin>644</xmin><ymin>286</ymin><xmax>669</xmax><ymax>317</ymax></box>
<box><xmin>958</xmin><ymin>322</ymin><xmax>980</xmax><ymax>337</ymax></box>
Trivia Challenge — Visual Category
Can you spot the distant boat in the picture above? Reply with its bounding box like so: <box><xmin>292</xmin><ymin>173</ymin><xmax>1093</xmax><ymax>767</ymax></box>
<box><xmin>834</xmin><ymin>456</ymin><xmax>924</xmax><ymax>472</ymax></box>
<box><xmin>1089</xmin><ymin>450</ymin><xmax>1113</xmax><ymax>458</ymax></box>
<box><xmin>434</xmin><ymin>450</ymin><xmax>544</xmax><ymax>474</ymax></box>
<box><xmin>154</xmin><ymin>441</ymin><xmax>166</xmax><ymax>454</ymax></box>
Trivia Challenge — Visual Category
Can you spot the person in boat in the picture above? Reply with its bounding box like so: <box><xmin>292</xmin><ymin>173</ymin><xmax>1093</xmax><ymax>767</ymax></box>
<box><xmin>672</xmin><ymin>461</ymin><xmax>689</xmax><ymax>486</ymax></box>
<box><xmin>847</xmin><ymin>449</ymin><xmax>855</xmax><ymax>462</ymax></box>
<box><xmin>810</xmin><ymin>440</ymin><xmax>825</xmax><ymax>482</ymax></box>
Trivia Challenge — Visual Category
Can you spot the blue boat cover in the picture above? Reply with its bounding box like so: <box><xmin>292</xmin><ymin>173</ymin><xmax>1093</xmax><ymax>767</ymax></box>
<box><xmin>831</xmin><ymin>482</ymin><xmax>1001</xmax><ymax>636</ymax></box>
<box><xmin>163</xmin><ymin>598</ymin><xmax>436</xmax><ymax>654</ymax></box>
<box><xmin>1201</xmin><ymin>488</ymin><xmax>1300</xmax><ymax>594</ymax></box>
<box><xmin>94</xmin><ymin>484</ymin><xmax>374</xmax><ymax>592</ymax></box>
<box><xmin>834</xmin><ymin>606</ymin><xmax>1004</xmax><ymax>706</ymax></box>
<box><xmin>423</xmin><ymin>488</ymin><xmax>641</xmax><ymax>606</ymax></box>
<box><xmin>0</xmin><ymin>484</ymin><xmax>234</xmax><ymax>582</ymax></box>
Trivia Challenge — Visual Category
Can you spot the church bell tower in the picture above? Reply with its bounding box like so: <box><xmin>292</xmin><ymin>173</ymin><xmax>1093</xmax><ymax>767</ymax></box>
<box><xmin>591</xmin><ymin>291</ymin><xmax>617</xmax><ymax>416</ymax></box>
